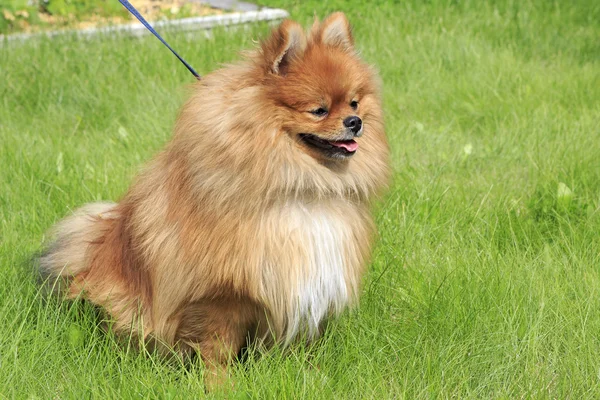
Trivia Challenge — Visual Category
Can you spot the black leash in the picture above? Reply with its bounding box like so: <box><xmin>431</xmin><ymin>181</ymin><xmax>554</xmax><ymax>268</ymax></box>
<box><xmin>118</xmin><ymin>0</ymin><xmax>201</xmax><ymax>80</ymax></box>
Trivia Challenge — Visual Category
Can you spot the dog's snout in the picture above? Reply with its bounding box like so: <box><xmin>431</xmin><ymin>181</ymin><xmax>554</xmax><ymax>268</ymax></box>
<box><xmin>343</xmin><ymin>116</ymin><xmax>363</xmax><ymax>136</ymax></box>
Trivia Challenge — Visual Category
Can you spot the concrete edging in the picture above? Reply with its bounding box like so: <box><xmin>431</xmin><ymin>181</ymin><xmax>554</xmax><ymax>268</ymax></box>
<box><xmin>0</xmin><ymin>7</ymin><xmax>289</xmax><ymax>43</ymax></box>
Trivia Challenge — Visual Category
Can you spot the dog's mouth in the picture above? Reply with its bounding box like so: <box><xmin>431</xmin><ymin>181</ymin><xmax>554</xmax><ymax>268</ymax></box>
<box><xmin>298</xmin><ymin>134</ymin><xmax>358</xmax><ymax>158</ymax></box>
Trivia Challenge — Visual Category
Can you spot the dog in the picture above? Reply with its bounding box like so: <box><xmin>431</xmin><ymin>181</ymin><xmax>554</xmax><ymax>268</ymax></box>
<box><xmin>39</xmin><ymin>12</ymin><xmax>390</xmax><ymax>386</ymax></box>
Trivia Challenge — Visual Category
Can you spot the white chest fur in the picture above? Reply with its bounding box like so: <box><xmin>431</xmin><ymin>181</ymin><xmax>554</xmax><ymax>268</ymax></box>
<box><xmin>263</xmin><ymin>201</ymin><xmax>356</xmax><ymax>344</ymax></box>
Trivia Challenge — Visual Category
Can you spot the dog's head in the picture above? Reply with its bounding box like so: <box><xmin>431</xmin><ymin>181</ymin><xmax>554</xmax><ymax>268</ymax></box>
<box><xmin>259</xmin><ymin>13</ymin><xmax>383</xmax><ymax>163</ymax></box>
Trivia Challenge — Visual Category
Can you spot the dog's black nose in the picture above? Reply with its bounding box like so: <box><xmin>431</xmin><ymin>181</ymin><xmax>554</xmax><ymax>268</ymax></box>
<box><xmin>343</xmin><ymin>116</ymin><xmax>363</xmax><ymax>136</ymax></box>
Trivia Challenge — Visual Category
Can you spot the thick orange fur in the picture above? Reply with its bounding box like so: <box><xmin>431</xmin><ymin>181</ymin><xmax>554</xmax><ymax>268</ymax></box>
<box><xmin>39</xmin><ymin>13</ymin><xmax>390</xmax><ymax>385</ymax></box>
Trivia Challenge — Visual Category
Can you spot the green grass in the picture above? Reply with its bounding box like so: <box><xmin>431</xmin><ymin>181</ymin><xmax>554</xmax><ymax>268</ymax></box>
<box><xmin>1</xmin><ymin>0</ymin><xmax>600</xmax><ymax>397</ymax></box>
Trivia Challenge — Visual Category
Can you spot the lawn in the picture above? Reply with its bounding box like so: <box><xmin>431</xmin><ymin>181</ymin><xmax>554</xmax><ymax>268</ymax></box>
<box><xmin>1</xmin><ymin>0</ymin><xmax>600</xmax><ymax>397</ymax></box>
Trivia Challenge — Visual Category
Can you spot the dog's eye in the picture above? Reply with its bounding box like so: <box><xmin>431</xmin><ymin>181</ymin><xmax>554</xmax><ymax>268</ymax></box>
<box><xmin>310</xmin><ymin>108</ymin><xmax>328</xmax><ymax>117</ymax></box>
<box><xmin>350</xmin><ymin>100</ymin><xmax>359</xmax><ymax>110</ymax></box>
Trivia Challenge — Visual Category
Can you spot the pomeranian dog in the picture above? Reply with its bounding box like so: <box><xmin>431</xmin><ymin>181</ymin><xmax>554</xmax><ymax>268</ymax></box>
<box><xmin>39</xmin><ymin>12</ymin><xmax>389</xmax><ymax>384</ymax></box>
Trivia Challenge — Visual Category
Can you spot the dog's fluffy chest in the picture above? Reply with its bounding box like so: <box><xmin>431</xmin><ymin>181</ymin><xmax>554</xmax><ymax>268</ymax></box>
<box><xmin>261</xmin><ymin>201</ymin><xmax>364</xmax><ymax>343</ymax></box>
<box><xmin>294</xmin><ymin>205</ymin><xmax>349</xmax><ymax>337</ymax></box>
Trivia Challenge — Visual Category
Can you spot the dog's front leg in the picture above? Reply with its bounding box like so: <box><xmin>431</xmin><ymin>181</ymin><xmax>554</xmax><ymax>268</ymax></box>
<box><xmin>175</xmin><ymin>297</ymin><xmax>260</xmax><ymax>391</ymax></box>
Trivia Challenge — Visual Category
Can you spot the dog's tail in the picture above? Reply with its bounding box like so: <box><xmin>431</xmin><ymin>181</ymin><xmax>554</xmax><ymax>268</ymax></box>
<box><xmin>38</xmin><ymin>202</ymin><xmax>119</xmax><ymax>293</ymax></box>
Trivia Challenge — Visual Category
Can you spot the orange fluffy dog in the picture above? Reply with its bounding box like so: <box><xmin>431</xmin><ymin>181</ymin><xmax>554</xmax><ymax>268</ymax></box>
<box><xmin>40</xmin><ymin>12</ymin><xmax>389</xmax><ymax>383</ymax></box>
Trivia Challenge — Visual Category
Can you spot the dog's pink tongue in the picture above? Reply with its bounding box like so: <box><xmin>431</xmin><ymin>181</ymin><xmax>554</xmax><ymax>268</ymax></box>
<box><xmin>331</xmin><ymin>140</ymin><xmax>358</xmax><ymax>152</ymax></box>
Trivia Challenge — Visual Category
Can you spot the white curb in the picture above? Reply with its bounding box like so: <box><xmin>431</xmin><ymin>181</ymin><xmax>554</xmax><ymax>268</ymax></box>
<box><xmin>0</xmin><ymin>8</ymin><xmax>289</xmax><ymax>43</ymax></box>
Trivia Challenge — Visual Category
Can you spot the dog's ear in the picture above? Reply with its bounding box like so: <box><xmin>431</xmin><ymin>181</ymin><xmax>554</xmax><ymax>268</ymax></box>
<box><xmin>318</xmin><ymin>12</ymin><xmax>353</xmax><ymax>51</ymax></box>
<box><xmin>262</xmin><ymin>20</ymin><xmax>306</xmax><ymax>75</ymax></box>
